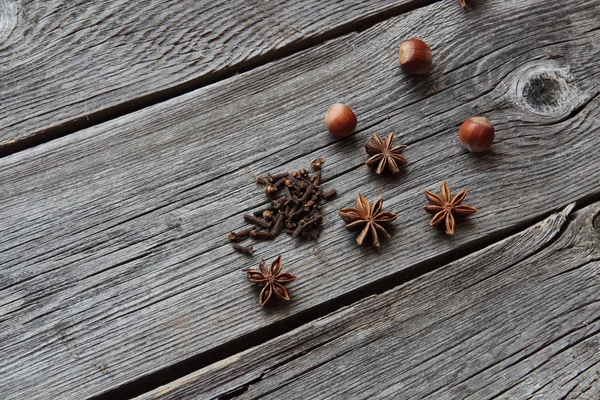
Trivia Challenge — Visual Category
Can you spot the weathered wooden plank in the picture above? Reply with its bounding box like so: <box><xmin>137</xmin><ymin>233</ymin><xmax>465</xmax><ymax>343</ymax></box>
<box><xmin>0</xmin><ymin>1</ymin><xmax>599</xmax><ymax>398</ymax></box>
<box><xmin>138</xmin><ymin>202</ymin><xmax>600</xmax><ymax>399</ymax></box>
<box><xmin>0</xmin><ymin>0</ymin><xmax>423</xmax><ymax>148</ymax></box>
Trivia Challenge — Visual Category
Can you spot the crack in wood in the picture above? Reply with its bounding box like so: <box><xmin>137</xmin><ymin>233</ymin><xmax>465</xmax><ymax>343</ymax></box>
<box><xmin>99</xmin><ymin>202</ymin><xmax>584</xmax><ymax>399</ymax></box>
<box><xmin>488</xmin><ymin>326</ymin><xmax>600</xmax><ymax>399</ymax></box>
<box><xmin>133</xmin><ymin>199</ymin><xmax>600</xmax><ymax>399</ymax></box>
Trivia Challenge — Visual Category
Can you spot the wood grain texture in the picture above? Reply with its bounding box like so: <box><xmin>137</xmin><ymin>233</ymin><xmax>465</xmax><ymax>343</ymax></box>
<box><xmin>0</xmin><ymin>0</ymin><xmax>422</xmax><ymax>147</ymax></box>
<box><xmin>1</xmin><ymin>1</ymin><xmax>599</xmax><ymax>398</ymax></box>
<box><xmin>139</xmin><ymin>201</ymin><xmax>600</xmax><ymax>400</ymax></box>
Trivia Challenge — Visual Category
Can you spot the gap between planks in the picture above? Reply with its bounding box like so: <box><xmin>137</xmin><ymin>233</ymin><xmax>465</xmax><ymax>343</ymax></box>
<box><xmin>0</xmin><ymin>0</ymin><xmax>439</xmax><ymax>159</ymax></box>
<box><xmin>92</xmin><ymin>194</ymin><xmax>600</xmax><ymax>400</ymax></box>
<box><xmin>135</xmin><ymin>200</ymin><xmax>600</xmax><ymax>399</ymax></box>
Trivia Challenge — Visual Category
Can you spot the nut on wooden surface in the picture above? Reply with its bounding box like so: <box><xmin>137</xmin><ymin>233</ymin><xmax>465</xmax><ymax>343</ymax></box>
<box><xmin>398</xmin><ymin>39</ymin><xmax>432</xmax><ymax>74</ymax></box>
<box><xmin>458</xmin><ymin>117</ymin><xmax>495</xmax><ymax>152</ymax></box>
<box><xmin>325</xmin><ymin>103</ymin><xmax>357</xmax><ymax>138</ymax></box>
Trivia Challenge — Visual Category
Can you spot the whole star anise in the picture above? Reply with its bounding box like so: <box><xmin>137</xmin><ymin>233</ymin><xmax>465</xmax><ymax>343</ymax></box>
<box><xmin>339</xmin><ymin>193</ymin><xmax>397</xmax><ymax>247</ymax></box>
<box><xmin>243</xmin><ymin>255</ymin><xmax>296</xmax><ymax>306</ymax></box>
<box><xmin>365</xmin><ymin>132</ymin><xmax>408</xmax><ymax>174</ymax></box>
<box><xmin>424</xmin><ymin>181</ymin><xmax>477</xmax><ymax>236</ymax></box>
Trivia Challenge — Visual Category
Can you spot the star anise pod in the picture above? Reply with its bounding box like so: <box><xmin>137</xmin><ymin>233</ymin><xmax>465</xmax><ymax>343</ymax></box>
<box><xmin>338</xmin><ymin>193</ymin><xmax>397</xmax><ymax>247</ymax></box>
<box><xmin>424</xmin><ymin>181</ymin><xmax>477</xmax><ymax>236</ymax></box>
<box><xmin>243</xmin><ymin>255</ymin><xmax>296</xmax><ymax>306</ymax></box>
<box><xmin>364</xmin><ymin>132</ymin><xmax>408</xmax><ymax>175</ymax></box>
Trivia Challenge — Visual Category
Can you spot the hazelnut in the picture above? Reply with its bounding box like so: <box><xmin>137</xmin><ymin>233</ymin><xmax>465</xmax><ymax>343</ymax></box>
<box><xmin>398</xmin><ymin>39</ymin><xmax>432</xmax><ymax>74</ymax></box>
<box><xmin>458</xmin><ymin>117</ymin><xmax>495</xmax><ymax>152</ymax></box>
<box><xmin>325</xmin><ymin>103</ymin><xmax>357</xmax><ymax>138</ymax></box>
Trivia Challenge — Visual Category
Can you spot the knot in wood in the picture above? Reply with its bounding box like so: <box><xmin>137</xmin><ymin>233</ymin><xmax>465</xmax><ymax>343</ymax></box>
<box><xmin>514</xmin><ymin>62</ymin><xmax>580</xmax><ymax>118</ymax></box>
<box><xmin>522</xmin><ymin>74</ymin><xmax>562</xmax><ymax>108</ymax></box>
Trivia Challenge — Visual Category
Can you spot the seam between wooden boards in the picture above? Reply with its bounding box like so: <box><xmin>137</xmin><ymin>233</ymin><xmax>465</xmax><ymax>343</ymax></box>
<box><xmin>9</xmin><ymin>86</ymin><xmax>595</xmax><ymax>303</ymax></box>
<box><xmin>0</xmin><ymin>0</ymin><xmax>441</xmax><ymax>159</ymax></box>
<box><xmin>128</xmin><ymin>199</ymin><xmax>600</xmax><ymax>400</ymax></box>
<box><xmin>12</xmin><ymin>77</ymin><xmax>588</xmax><ymax>290</ymax></box>
<box><xmin>90</xmin><ymin>197</ymin><xmax>598</xmax><ymax>400</ymax></box>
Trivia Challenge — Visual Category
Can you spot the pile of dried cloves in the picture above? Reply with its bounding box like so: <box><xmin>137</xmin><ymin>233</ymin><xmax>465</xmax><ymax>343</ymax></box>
<box><xmin>228</xmin><ymin>158</ymin><xmax>336</xmax><ymax>257</ymax></box>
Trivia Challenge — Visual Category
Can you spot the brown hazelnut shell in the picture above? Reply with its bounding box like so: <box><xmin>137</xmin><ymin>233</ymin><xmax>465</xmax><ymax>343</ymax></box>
<box><xmin>325</xmin><ymin>103</ymin><xmax>357</xmax><ymax>138</ymax></box>
<box><xmin>399</xmin><ymin>39</ymin><xmax>432</xmax><ymax>74</ymax></box>
<box><xmin>458</xmin><ymin>117</ymin><xmax>495</xmax><ymax>152</ymax></box>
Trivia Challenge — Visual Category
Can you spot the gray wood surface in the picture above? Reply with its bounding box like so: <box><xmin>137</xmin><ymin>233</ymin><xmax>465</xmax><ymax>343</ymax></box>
<box><xmin>0</xmin><ymin>0</ymin><xmax>420</xmax><ymax>149</ymax></box>
<box><xmin>0</xmin><ymin>1</ymin><xmax>599</xmax><ymax>398</ymax></box>
<box><xmin>139</xmin><ymin>201</ymin><xmax>600</xmax><ymax>400</ymax></box>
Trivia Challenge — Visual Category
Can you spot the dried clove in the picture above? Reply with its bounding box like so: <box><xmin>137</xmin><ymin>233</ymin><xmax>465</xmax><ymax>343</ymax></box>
<box><xmin>322</xmin><ymin>189</ymin><xmax>337</xmax><ymax>200</ymax></box>
<box><xmin>300</xmin><ymin>184</ymin><xmax>314</xmax><ymax>202</ymax></box>
<box><xmin>262</xmin><ymin>210</ymin><xmax>273</xmax><ymax>220</ymax></box>
<box><xmin>292</xmin><ymin>215</ymin><xmax>323</xmax><ymax>239</ymax></box>
<box><xmin>272</xmin><ymin>212</ymin><xmax>285</xmax><ymax>235</ymax></box>
<box><xmin>254</xmin><ymin>205</ymin><xmax>272</xmax><ymax>217</ymax></box>
<box><xmin>284</xmin><ymin>186</ymin><xmax>292</xmax><ymax>201</ymax></box>
<box><xmin>243</xmin><ymin>214</ymin><xmax>271</xmax><ymax>229</ymax></box>
<box><xmin>227</xmin><ymin>228</ymin><xmax>254</xmax><ymax>241</ymax></box>
<box><xmin>311</xmin><ymin>158</ymin><xmax>324</xmax><ymax>170</ymax></box>
<box><xmin>231</xmin><ymin>242</ymin><xmax>253</xmax><ymax>255</ymax></box>
<box><xmin>251</xmin><ymin>230</ymin><xmax>276</xmax><ymax>240</ymax></box>
<box><xmin>311</xmin><ymin>170</ymin><xmax>321</xmax><ymax>186</ymax></box>
<box><xmin>265</xmin><ymin>185</ymin><xmax>278</xmax><ymax>196</ymax></box>
<box><xmin>273</xmin><ymin>177</ymin><xmax>287</xmax><ymax>188</ymax></box>
<box><xmin>268</xmin><ymin>172</ymin><xmax>289</xmax><ymax>182</ymax></box>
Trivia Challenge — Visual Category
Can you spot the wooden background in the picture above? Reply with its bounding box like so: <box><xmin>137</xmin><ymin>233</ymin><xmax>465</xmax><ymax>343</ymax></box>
<box><xmin>0</xmin><ymin>0</ymin><xmax>599</xmax><ymax>399</ymax></box>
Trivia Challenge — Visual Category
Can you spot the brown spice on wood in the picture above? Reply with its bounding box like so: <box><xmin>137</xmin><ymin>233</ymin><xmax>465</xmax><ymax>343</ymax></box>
<box><xmin>229</xmin><ymin>158</ymin><xmax>335</xmax><ymax>248</ymax></box>
<box><xmin>227</xmin><ymin>228</ymin><xmax>254</xmax><ymax>241</ymax></box>
<box><xmin>338</xmin><ymin>193</ymin><xmax>397</xmax><ymax>247</ymax></box>
<box><xmin>231</xmin><ymin>242</ymin><xmax>253</xmax><ymax>255</ymax></box>
<box><xmin>311</xmin><ymin>157</ymin><xmax>325</xmax><ymax>170</ymax></box>
<box><xmin>365</xmin><ymin>132</ymin><xmax>408</xmax><ymax>175</ymax></box>
<box><xmin>424</xmin><ymin>180</ymin><xmax>477</xmax><ymax>236</ymax></box>
<box><xmin>243</xmin><ymin>255</ymin><xmax>296</xmax><ymax>306</ymax></box>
